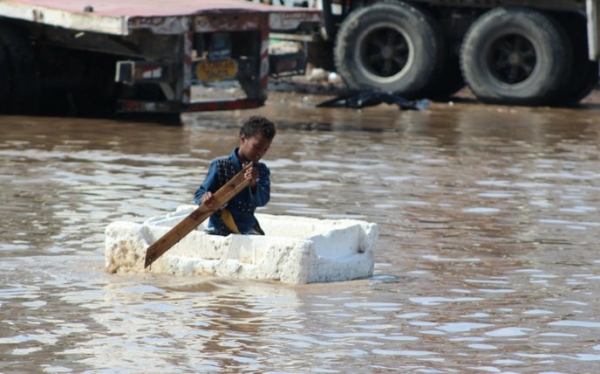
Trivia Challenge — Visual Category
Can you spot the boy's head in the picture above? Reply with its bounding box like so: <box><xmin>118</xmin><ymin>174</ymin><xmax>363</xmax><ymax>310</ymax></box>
<box><xmin>239</xmin><ymin>115</ymin><xmax>276</xmax><ymax>141</ymax></box>
<box><xmin>238</xmin><ymin>116</ymin><xmax>276</xmax><ymax>164</ymax></box>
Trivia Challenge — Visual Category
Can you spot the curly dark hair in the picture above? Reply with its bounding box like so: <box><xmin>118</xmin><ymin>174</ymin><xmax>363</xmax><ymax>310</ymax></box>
<box><xmin>239</xmin><ymin>115</ymin><xmax>276</xmax><ymax>140</ymax></box>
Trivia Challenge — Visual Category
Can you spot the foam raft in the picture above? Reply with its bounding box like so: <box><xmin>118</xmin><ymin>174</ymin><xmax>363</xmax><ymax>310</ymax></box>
<box><xmin>105</xmin><ymin>205</ymin><xmax>378</xmax><ymax>284</ymax></box>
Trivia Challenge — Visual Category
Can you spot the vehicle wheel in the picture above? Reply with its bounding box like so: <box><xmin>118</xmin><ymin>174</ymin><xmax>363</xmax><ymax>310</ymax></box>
<box><xmin>460</xmin><ymin>7</ymin><xmax>572</xmax><ymax>106</ymax></box>
<box><xmin>551</xmin><ymin>12</ymin><xmax>599</xmax><ymax>106</ymax></box>
<box><xmin>0</xmin><ymin>23</ymin><xmax>41</xmax><ymax>115</ymax></box>
<box><xmin>334</xmin><ymin>1</ymin><xmax>443</xmax><ymax>97</ymax></box>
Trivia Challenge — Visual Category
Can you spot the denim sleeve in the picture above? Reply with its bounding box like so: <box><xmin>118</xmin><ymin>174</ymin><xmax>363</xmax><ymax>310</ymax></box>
<box><xmin>193</xmin><ymin>162</ymin><xmax>218</xmax><ymax>205</ymax></box>
<box><xmin>250</xmin><ymin>166</ymin><xmax>270</xmax><ymax>207</ymax></box>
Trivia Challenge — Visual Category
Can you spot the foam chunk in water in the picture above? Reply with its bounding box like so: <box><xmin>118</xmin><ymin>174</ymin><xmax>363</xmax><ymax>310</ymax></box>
<box><xmin>104</xmin><ymin>205</ymin><xmax>378</xmax><ymax>284</ymax></box>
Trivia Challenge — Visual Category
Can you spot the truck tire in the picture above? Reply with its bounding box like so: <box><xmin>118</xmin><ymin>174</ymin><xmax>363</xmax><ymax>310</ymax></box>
<box><xmin>334</xmin><ymin>1</ymin><xmax>442</xmax><ymax>97</ymax></box>
<box><xmin>460</xmin><ymin>7</ymin><xmax>572</xmax><ymax>106</ymax></box>
<box><xmin>551</xmin><ymin>12</ymin><xmax>599</xmax><ymax>106</ymax></box>
<box><xmin>0</xmin><ymin>23</ymin><xmax>41</xmax><ymax>115</ymax></box>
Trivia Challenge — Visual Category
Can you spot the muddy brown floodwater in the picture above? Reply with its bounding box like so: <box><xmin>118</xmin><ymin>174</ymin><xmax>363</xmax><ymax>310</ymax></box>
<box><xmin>2</xmin><ymin>90</ymin><xmax>600</xmax><ymax>373</ymax></box>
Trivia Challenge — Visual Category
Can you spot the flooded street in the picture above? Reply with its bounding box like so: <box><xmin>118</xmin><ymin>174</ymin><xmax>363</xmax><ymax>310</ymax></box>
<box><xmin>2</xmin><ymin>92</ymin><xmax>600</xmax><ymax>373</ymax></box>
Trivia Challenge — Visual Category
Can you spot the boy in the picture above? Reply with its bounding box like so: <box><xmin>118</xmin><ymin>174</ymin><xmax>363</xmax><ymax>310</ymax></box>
<box><xmin>194</xmin><ymin>115</ymin><xmax>276</xmax><ymax>236</ymax></box>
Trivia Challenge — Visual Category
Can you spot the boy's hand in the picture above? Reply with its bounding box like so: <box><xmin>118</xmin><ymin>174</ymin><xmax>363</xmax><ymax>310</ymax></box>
<box><xmin>201</xmin><ymin>191</ymin><xmax>214</xmax><ymax>207</ymax></box>
<box><xmin>243</xmin><ymin>163</ymin><xmax>258</xmax><ymax>189</ymax></box>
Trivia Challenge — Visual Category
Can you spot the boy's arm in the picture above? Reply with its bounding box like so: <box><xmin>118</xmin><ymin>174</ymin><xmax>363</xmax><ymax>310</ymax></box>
<box><xmin>249</xmin><ymin>166</ymin><xmax>270</xmax><ymax>207</ymax></box>
<box><xmin>193</xmin><ymin>162</ymin><xmax>218</xmax><ymax>205</ymax></box>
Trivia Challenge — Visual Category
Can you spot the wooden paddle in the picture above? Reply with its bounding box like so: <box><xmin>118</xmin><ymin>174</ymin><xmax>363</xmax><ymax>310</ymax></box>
<box><xmin>144</xmin><ymin>162</ymin><xmax>253</xmax><ymax>268</ymax></box>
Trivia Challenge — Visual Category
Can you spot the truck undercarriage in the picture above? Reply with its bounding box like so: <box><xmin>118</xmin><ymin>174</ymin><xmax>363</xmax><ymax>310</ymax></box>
<box><xmin>309</xmin><ymin>0</ymin><xmax>599</xmax><ymax>106</ymax></box>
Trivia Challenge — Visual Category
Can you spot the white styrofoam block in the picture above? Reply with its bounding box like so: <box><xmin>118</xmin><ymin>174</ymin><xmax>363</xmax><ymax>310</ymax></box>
<box><xmin>105</xmin><ymin>205</ymin><xmax>378</xmax><ymax>284</ymax></box>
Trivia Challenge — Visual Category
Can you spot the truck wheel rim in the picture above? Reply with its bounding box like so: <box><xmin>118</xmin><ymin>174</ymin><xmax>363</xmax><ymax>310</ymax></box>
<box><xmin>356</xmin><ymin>23</ymin><xmax>414</xmax><ymax>83</ymax></box>
<box><xmin>487</xmin><ymin>34</ymin><xmax>537</xmax><ymax>84</ymax></box>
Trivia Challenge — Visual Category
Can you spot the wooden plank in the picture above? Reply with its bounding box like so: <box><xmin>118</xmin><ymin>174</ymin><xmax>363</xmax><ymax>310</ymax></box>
<box><xmin>144</xmin><ymin>162</ymin><xmax>252</xmax><ymax>268</ymax></box>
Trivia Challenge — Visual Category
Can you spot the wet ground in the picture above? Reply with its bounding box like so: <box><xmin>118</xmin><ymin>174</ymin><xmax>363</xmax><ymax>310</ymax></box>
<box><xmin>2</xmin><ymin>89</ymin><xmax>600</xmax><ymax>373</ymax></box>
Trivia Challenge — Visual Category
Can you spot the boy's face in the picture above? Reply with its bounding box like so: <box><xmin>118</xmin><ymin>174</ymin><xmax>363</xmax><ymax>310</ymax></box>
<box><xmin>239</xmin><ymin>133</ymin><xmax>271</xmax><ymax>164</ymax></box>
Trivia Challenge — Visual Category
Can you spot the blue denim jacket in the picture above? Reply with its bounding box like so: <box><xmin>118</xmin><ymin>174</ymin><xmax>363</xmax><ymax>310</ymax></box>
<box><xmin>193</xmin><ymin>147</ymin><xmax>270</xmax><ymax>235</ymax></box>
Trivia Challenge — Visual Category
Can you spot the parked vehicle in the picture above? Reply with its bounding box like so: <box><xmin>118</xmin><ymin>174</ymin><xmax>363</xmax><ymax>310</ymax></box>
<box><xmin>306</xmin><ymin>0</ymin><xmax>600</xmax><ymax>106</ymax></box>
<box><xmin>0</xmin><ymin>0</ymin><xmax>321</xmax><ymax>118</ymax></box>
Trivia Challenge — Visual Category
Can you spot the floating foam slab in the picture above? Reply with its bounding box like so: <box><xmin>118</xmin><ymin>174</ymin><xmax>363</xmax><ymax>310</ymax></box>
<box><xmin>105</xmin><ymin>205</ymin><xmax>378</xmax><ymax>284</ymax></box>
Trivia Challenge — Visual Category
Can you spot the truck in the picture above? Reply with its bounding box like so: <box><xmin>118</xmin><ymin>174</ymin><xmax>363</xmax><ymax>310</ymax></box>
<box><xmin>0</xmin><ymin>0</ymin><xmax>321</xmax><ymax>118</ymax></box>
<box><xmin>303</xmin><ymin>0</ymin><xmax>600</xmax><ymax>106</ymax></box>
